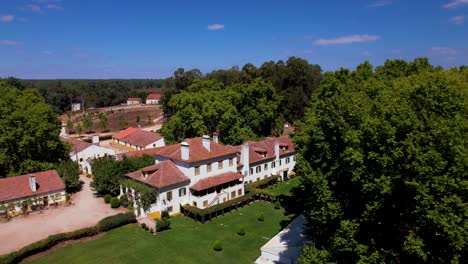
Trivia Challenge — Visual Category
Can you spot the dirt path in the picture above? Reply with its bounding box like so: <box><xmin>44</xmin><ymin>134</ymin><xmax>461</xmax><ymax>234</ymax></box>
<box><xmin>0</xmin><ymin>176</ymin><xmax>126</xmax><ymax>255</ymax></box>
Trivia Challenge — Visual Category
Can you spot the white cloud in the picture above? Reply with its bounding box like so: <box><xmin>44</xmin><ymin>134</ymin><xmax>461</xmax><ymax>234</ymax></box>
<box><xmin>26</xmin><ymin>4</ymin><xmax>42</xmax><ymax>13</ymax></box>
<box><xmin>367</xmin><ymin>0</ymin><xmax>392</xmax><ymax>8</ymax></box>
<box><xmin>0</xmin><ymin>40</ymin><xmax>23</xmax><ymax>45</ymax></box>
<box><xmin>0</xmin><ymin>15</ymin><xmax>15</xmax><ymax>22</ymax></box>
<box><xmin>443</xmin><ymin>0</ymin><xmax>468</xmax><ymax>9</ymax></box>
<box><xmin>450</xmin><ymin>15</ymin><xmax>465</xmax><ymax>24</ymax></box>
<box><xmin>314</xmin><ymin>34</ymin><xmax>380</xmax><ymax>46</ymax></box>
<box><xmin>429</xmin><ymin>47</ymin><xmax>458</xmax><ymax>55</ymax></box>
<box><xmin>207</xmin><ymin>24</ymin><xmax>224</xmax><ymax>31</ymax></box>
<box><xmin>45</xmin><ymin>4</ymin><xmax>63</xmax><ymax>10</ymax></box>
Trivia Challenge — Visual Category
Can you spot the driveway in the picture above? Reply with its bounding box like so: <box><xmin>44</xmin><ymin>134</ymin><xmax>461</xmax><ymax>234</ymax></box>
<box><xmin>0</xmin><ymin>175</ymin><xmax>126</xmax><ymax>255</ymax></box>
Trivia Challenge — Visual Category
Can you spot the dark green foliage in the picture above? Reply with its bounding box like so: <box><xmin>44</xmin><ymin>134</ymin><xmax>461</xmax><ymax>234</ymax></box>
<box><xmin>274</xmin><ymin>201</ymin><xmax>281</xmax><ymax>209</ymax></box>
<box><xmin>110</xmin><ymin>197</ymin><xmax>120</xmax><ymax>208</ymax></box>
<box><xmin>119</xmin><ymin>194</ymin><xmax>129</xmax><ymax>208</ymax></box>
<box><xmin>120</xmin><ymin>179</ymin><xmax>158</xmax><ymax>211</ymax></box>
<box><xmin>0</xmin><ymin>226</ymin><xmax>99</xmax><ymax>264</ymax></box>
<box><xmin>141</xmin><ymin>223</ymin><xmax>148</xmax><ymax>230</ymax></box>
<box><xmin>55</xmin><ymin>160</ymin><xmax>80</xmax><ymax>192</ymax></box>
<box><xmin>295</xmin><ymin>59</ymin><xmax>468</xmax><ymax>263</ymax></box>
<box><xmin>97</xmin><ymin>212</ymin><xmax>136</xmax><ymax>232</ymax></box>
<box><xmin>161</xmin><ymin>210</ymin><xmax>170</xmax><ymax>219</ymax></box>
<box><xmin>257</xmin><ymin>213</ymin><xmax>264</xmax><ymax>222</ymax></box>
<box><xmin>247</xmin><ymin>175</ymin><xmax>279</xmax><ymax>189</ymax></box>
<box><xmin>155</xmin><ymin>218</ymin><xmax>171</xmax><ymax>232</ymax></box>
<box><xmin>104</xmin><ymin>194</ymin><xmax>112</xmax><ymax>203</ymax></box>
<box><xmin>213</xmin><ymin>240</ymin><xmax>223</xmax><ymax>251</ymax></box>
<box><xmin>91</xmin><ymin>155</ymin><xmax>154</xmax><ymax>195</ymax></box>
<box><xmin>0</xmin><ymin>82</ymin><xmax>69</xmax><ymax>177</ymax></box>
<box><xmin>237</xmin><ymin>226</ymin><xmax>246</xmax><ymax>236</ymax></box>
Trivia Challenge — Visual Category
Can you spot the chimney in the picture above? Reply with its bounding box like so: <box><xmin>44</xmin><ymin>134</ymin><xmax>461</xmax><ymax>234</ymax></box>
<box><xmin>29</xmin><ymin>175</ymin><xmax>37</xmax><ymax>192</ymax></box>
<box><xmin>213</xmin><ymin>132</ymin><xmax>219</xmax><ymax>144</ymax></box>
<box><xmin>274</xmin><ymin>141</ymin><xmax>280</xmax><ymax>162</ymax></box>
<box><xmin>202</xmin><ymin>135</ymin><xmax>210</xmax><ymax>152</ymax></box>
<box><xmin>92</xmin><ymin>135</ymin><xmax>100</xmax><ymax>144</ymax></box>
<box><xmin>241</xmin><ymin>143</ymin><xmax>249</xmax><ymax>175</ymax></box>
<box><xmin>181</xmin><ymin>142</ymin><xmax>190</xmax><ymax>160</ymax></box>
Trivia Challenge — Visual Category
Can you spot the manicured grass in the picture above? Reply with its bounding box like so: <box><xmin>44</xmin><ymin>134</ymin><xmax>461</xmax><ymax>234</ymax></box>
<box><xmin>28</xmin><ymin>202</ymin><xmax>291</xmax><ymax>264</ymax></box>
<box><xmin>265</xmin><ymin>176</ymin><xmax>301</xmax><ymax>197</ymax></box>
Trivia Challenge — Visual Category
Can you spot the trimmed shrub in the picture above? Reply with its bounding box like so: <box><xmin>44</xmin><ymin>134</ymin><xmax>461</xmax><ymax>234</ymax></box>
<box><xmin>155</xmin><ymin>218</ymin><xmax>171</xmax><ymax>232</ymax></box>
<box><xmin>237</xmin><ymin>226</ymin><xmax>246</xmax><ymax>236</ymax></box>
<box><xmin>213</xmin><ymin>240</ymin><xmax>223</xmax><ymax>251</ymax></box>
<box><xmin>120</xmin><ymin>194</ymin><xmax>129</xmax><ymax>208</ymax></box>
<box><xmin>161</xmin><ymin>210</ymin><xmax>170</xmax><ymax>219</ymax></box>
<box><xmin>141</xmin><ymin>223</ymin><xmax>148</xmax><ymax>230</ymax></box>
<box><xmin>98</xmin><ymin>212</ymin><xmax>136</xmax><ymax>232</ymax></box>
<box><xmin>104</xmin><ymin>194</ymin><xmax>112</xmax><ymax>203</ymax></box>
<box><xmin>110</xmin><ymin>197</ymin><xmax>120</xmax><ymax>208</ymax></box>
<box><xmin>257</xmin><ymin>213</ymin><xmax>264</xmax><ymax>222</ymax></box>
<box><xmin>274</xmin><ymin>201</ymin><xmax>281</xmax><ymax>209</ymax></box>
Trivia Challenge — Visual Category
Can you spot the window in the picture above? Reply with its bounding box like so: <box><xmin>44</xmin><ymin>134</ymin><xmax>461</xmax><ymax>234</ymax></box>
<box><xmin>256</xmin><ymin>166</ymin><xmax>261</xmax><ymax>173</ymax></box>
<box><xmin>153</xmin><ymin>144</ymin><xmax>156</xmax><ymax>147</ymax></box>
<box><xmin>271</xmin><ymin>161</ymin><xmax>276</xmax><ymax>168</ymax></box>
<box><xmin>166</xmin><ymin>191</ymin><xmax>172</xmax><ymax>201</ymax></box>
<box><xmin>179</xmin><ymin>188</ymin><xmax>186</xmax><ymax>197</ymax></box>
<box><xmin>193</xmin><ymin>201</ymin><xmax>197</xmax><ymax>207</ymax></box>
<box><xmin>293</xmin><ymin>155</ymin><xmax>297</xmax><ymax>161</ymax></box>
<box><xmin>229</xmin><ymin>158</ymin><xmax>233</xmax><ymax>166</ymax></box>
<box><xmin>286</xmin><ymin>157</ymin><xmax>290</xmax><ymax>164</ymax></box>
<box><xmin>79</xmin><ymin>158</ymin><xmax>83</xmax><ymax>162</ymax></box>
<box><xmin>264</xmin><ymin>163</ymin><xmax>268</xmax><ymax>170</ymax></box>
<box><xmin>218</xmin><ymin>160</ymin><xmax>223</xmax><ymax>169</ymax></box>
<box><xmin>203</xmin><ymin>200</ymin><xmax>208</xmax><ymax>207</ymax></box>
<box><xmin>54</xmin><ymin>193</ymin><xmax>62</xmax><ymax>200</ymax></box>
<box><xmin>195</xmin><ymin>166</ymin><xmax>200</xmax><ymax>175</ymax></box>
<box><xmin>207</xmin><ymin>163</ymin><xmax>212</xmax><ymax>172</ymax></box>
<box><xmin>279</xmin><ymin>159</ymin><xmax>282</xmax><ymax>166</ymax></box>
<box><xmin>249</xmin><ymin>168</ymin><xmax>253</xmax><ymax>175</ymax></box>
<box><xmin>238</xmin><ymin>189</ymin><xmax>242</xmax><ymax>196</ymax></box>
<box><xmin>167</xmin><ymin>206</ymin><xmax>173</xmax><ymax>213</ymax></box>
<box><xmin>231</xmin><ymin>191</ymin><xmax>236</xmax><ymax>199</ymax></box>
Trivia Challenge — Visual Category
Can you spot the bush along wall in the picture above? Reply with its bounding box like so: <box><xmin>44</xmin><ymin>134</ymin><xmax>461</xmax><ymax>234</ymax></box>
<box><xmin>0</xmin><ymin>212</ymin><xmax>136</xmax><ymax>264</ymax></box>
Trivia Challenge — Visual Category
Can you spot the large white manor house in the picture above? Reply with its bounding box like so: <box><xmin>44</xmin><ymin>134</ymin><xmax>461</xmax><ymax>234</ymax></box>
<box><xmin>121</xmin><ymin>133</ymin><xmax>296</xmax><ymax>218</ymax></box>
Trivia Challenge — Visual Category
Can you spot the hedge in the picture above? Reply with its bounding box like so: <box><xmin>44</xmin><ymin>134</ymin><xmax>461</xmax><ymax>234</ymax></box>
<box><xmin>0</xmin><ymin>212</ymin><xmax>136</xmax><ymax>264</ymax></box>
<box><xmin>98</xmin><ymin>212</ymin><xmax>136</xmax><ymax>232</ymax></box>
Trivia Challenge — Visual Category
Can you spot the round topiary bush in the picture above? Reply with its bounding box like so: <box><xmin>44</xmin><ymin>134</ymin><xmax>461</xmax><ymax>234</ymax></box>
<box><xmin>213</xmin><ymin>240</ymin><xmax>223</xmax><ymax>251</ymax></box>
<box><xmin>257</xmin><ymin>213</ymin><xmax>264</xmax><ymax>222</ymax></box>
<box><xmin>274</xmin><ymin>201</ymin><xmax>281</xmax><ymax>209</ymax></box>
<box><xmin>104</xmin><ymin>194</ymin><xmax>112</xmax><ymax>204</ymax></box>
<box><xmin>237</xmin><ymin>226</ymin><xmax>246</xmax><ymax>236</ymax></box>
<box><xmin>110</xmin><ymin>197</ymin><xmax>120</xmax><ymax>208</ymax></box>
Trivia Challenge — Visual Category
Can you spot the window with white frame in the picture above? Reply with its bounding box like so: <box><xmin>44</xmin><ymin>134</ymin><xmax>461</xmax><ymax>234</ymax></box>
<box><xmin>179</xmin><ymin>188</ymin><xmax>186</xmax><ymax>196</ymax></box>
<box><xmin>256</xmin><ymin>166</ymin><xmax>261</xmax><ymax>173</ymax></box>
<box><xmin>207</xmin><ymin>163</ymin><xmax>212</xmax><ymax>172</ymax></box>
<box><xmin>271</xmin><ymin>161</ymin><xmax>276</xmax><ymax>168</ymax></box>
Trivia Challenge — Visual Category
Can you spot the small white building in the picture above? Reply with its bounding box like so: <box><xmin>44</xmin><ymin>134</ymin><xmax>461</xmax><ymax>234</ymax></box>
<box><xmin>71</xmin><ymin>102</ymin><xmax>82</xmax><ymax>112</ymax></box>
<box><xmin>0</xmin><ymin>170</ymin><xmax>66</xmax><ymax>217</ymax></box>
<box><xmin>127</xmin><ymin>97</ymin><xmax>142</xmax><ymax>105</ymax></box>
<box><xmin>112</xmin><ymin>127</ymin><xmax>165</xmax><ymax>151</ymax></box>
<box><xmin>146</xmin><ymin>94</ymin><xmax>161</xmax><ymax>104</ymax></box>
<box><xmin>61</xmin><ymin>137</ymin><xmax>116</xmax><ymax>175</ymax></box>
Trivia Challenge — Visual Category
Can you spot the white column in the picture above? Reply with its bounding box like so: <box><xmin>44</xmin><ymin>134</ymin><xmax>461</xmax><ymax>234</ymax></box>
<box><xmin>139</xmin><ymin>199</ymin><xmax>146</xmax><ymax>217</ymax></box>
<box><xmin>119</xmin><ymin>185</ymin><xmax>123</xmax><ymax>197</ymax></box>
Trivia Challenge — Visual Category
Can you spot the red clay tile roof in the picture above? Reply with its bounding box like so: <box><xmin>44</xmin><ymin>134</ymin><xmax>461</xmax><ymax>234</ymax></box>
<box><xmin>126</xmin><ymin>161</ymin><xmax>189</xmax><ymax>189</ymax></box>
<box><xmin>234</xmin><ymin>136</ymin><xmax>296</xmax><ymax>165</ymax></box>
<box><xmin>156</xmin><ymin>137</ymin><xmax>238</xmax><ymax>163</ymax></box>
<box><xmin>127</xmin><ymin>97</ymin><xmax>141</xmax><ymax>101</ymax></box>
<box><xmin>190</xmin><ymin>172</ymin><xmax>243</xmax><ymax>192</ymax></box>
<box><xmin>0</xmin><ymin>170</ymin><xmax>65</xmax><ymax>203</ymax></box>
<box><xmin>113</xmin><ymin>127</ymin><xmax>140</xmax><ymax>140</ymax></box>
<box><xmin>116</xmin><ymin>147</ymin><xmax>163</xmax><ymax>160</ymax></box>
<box><xmin>60</xmin><ymin>136</ymin><xmax>93</xmax><ymax>153</ymax></box>
<box><xmin>146</xmin><ymin>94</ymin><xmax>161</xmax><ymax>100</ymax></box>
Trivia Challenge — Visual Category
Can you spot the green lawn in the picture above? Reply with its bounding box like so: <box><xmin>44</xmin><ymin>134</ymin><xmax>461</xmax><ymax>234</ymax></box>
<box><xmin>28</xmin><ymin>202</ymin><xmax>291</xmax><ymax>264</ymax></box>
<box><xmin>265</xmin><ymin>176</ymin><xmax>301</xmax><ymax>197</ymax></box>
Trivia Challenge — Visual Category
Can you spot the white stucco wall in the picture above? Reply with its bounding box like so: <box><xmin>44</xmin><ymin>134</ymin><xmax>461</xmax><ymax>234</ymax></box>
<box><xmin>146</xmin><ymin>99</ymin><xmax>159</xmax><ymax>104</ymax></box>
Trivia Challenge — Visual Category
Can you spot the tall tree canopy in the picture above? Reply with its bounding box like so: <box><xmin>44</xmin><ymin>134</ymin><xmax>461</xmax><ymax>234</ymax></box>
<box><xmin>294</xmin><ymin>59</ymin><xmax>467</xmax><ymax>263</ymax></box>
<box><xmin>0</xmin><ymin>81</ymin><xmax>69</xmax><ymax>176</ymax></box>
<box><xmin>161</xmin><ymin>79</ymin><xmax>283</xmax><ymax>145</ymax></box>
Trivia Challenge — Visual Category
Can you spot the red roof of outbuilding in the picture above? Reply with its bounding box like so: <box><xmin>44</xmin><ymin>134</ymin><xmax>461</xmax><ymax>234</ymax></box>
<box><xmin>127</xmin><ymin>97</ymin><xmax>141</xmax><ymax>101</ymax></box>
<box><xmin>0</xmin><ymin>170</ymin><xmax>65</xmax><ymax>203</ymax></box>
<box><xmin>146</xmin><ymin>94</ymin><xmax>161</xmax><ymax>100</ymax></box>
<box><xmin>126</xmin><ymin>161</ymin><xmax>189</xmax><ymax>189</ymax></box>
<box><xmin>190</xmin><ymin>172</ymin><xmax>243</xmax><ymax>191</ymax></box>
<box><xmin>156</xmin><ymin>137</ymin><xmax>237</xmax><ymax>163</ymax></box>
<box><xmin>113</xmin><ymin>127</ymin><xmax>140</xmax><ymax>140</ymax></box>
<box><xmin>60</xmin><ymin>136</ymin><xmax>95</xmax><ymax>153</ymax></box>
<box><xmin>113</xmin><ymin>128</ymin><xmax>163</xmax><ymax>148</ymax></box>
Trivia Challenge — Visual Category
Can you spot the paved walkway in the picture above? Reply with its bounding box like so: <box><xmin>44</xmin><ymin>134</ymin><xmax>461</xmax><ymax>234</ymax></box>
<box><xmin>0</xmin><ymin>176</ymin><xmax>126</xmax><ymax>255</ymax></box>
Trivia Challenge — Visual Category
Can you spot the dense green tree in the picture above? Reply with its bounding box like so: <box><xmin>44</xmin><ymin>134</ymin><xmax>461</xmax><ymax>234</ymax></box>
<box><xmin>98</xmin><ymin>113</ymin><xmax>108</xmax><ymax>131</ymax></box>
<box><xmin>0</xmin><ymin>82</ymin><xmax>69</xmax><ymax>176</ymax></box>
<box><xmin>295</xmin><ymin>60</ymin><xmax>467</xmax><ymax>263</ymax></box>
<box><xmin>66</xmin><ymin>119</ymin><xmax>74</xmax><ymax>132</ymax></box>
<box><xmin>82</xmin><ymin>115</ymin><xmax>93</xmax><ymax>132</ymax></box>
<box><xmin>55</xmin><ymin>160</ymin><xmax>80</xmax><ymax>192</ymax></box>
<box><xmin>91</xmin><ymin>155</ymin><xmax>154</xmax><ymax>195</ymax></box>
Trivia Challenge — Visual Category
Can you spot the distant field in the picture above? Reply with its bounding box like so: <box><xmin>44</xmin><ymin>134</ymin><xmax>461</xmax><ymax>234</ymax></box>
<box><xmin>28</xmin><ymin>202</ymin><xmax>293</xmax><ymax>264</ymax></box>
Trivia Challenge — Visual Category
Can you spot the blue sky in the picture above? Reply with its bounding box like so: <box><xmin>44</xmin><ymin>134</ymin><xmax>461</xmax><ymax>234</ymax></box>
<box><xmin>1</xmin><ymin>0</ymin><xmax>467</xmax><ymax>79</ymax></box>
